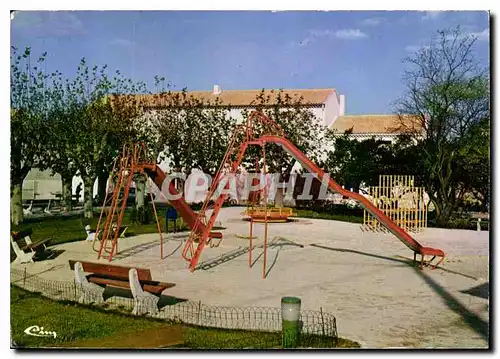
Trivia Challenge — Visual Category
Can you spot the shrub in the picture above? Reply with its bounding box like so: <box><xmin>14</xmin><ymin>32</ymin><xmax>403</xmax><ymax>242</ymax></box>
<box><xmin>130</xmin><ymin>204</ymin><xmax>155</xmax><ymax>225</ymax></box>
<box><xmin>296</xmin><ymin>200</ymin><xmax>364</xmax><ymax>217</ymax></box>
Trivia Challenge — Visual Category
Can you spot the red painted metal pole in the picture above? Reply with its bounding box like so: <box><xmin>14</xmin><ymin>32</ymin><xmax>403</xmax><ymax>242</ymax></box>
<box><xmin>249</xmin><ymin>217</ymin><xmax>253</xmax><ymax>267</ymax></box>
<box><xmin>149</xmin><ymin>182</ymin><xmax>164</xmax><ymax>259</ymax></box>
<box><xmin>262</xmin><ymin>143</ymin><xmax>268</xmax><ymax>279</ymax></box>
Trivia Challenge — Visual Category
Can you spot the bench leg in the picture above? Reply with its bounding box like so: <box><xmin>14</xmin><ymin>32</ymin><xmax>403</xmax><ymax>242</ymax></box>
<box><xmin>74</xmin><ymin>261</ymin><xmax>105</xmax><ymax>304</ymax></box>
<box><xmin>132</xmin><ymin>293</ymin><xmax>160</xmax><ymax>316</ymax></box>
<box><xmin>79</xmin><ymin>283</ymin><xmax>105</xmax><ymax>305</ymax></box>
<box><xmin>14</xmin><ymin>252</ymin><xmax>35</xmax><ymax>264</ymax></box>
<box><xmin>129</xmin><ymin>268</ymin><xmax>159</xmax><ymax>316</ymax></box>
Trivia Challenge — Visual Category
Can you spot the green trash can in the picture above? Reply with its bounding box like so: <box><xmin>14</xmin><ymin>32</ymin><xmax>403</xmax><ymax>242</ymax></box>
<box><xmin>281</xmin><ymin>296</ymin><xmax>301</xmax><ymax>348</ymax></box>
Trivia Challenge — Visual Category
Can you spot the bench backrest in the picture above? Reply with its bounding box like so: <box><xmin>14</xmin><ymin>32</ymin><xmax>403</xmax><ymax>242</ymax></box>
<box><xmin>11</xmin><ymin>228</ymin><xmax>33</xmax><ymax>242</ymax></box>
<box><xmin>10</xmin><ymin>235</ymin><xmax>25</xmax><ymax>257</ymax></box>
<box><xmin>68</xmin><ymin>260</ymin><xmax>152</xmax><ymax>281</ymax></box>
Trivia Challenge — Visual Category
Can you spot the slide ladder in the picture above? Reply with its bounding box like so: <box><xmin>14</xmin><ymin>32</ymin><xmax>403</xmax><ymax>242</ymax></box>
<box><xmin>96</xmin><ymin>145</ymin><xmax>137</xmax><ymax>261</ymax></box>
<box><xmin>181</xmin><ymin>127</ymin><xmax>249</xmax><ymax>270</ymax></box>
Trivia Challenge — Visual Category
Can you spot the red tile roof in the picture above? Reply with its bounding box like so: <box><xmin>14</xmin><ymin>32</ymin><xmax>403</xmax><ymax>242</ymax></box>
<box><xmin>330</xmin><ymin>114</ymin><xmax>423</xmax><ymax>134</ymax></box>
<box><xmin>110</xmin><ymin>88</ymin><xmax>336</xmax><ymax>108</ymax></box>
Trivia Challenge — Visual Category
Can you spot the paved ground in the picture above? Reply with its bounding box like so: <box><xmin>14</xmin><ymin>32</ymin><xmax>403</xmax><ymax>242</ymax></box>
<box><xmin>12</xmin><ymin>207</ymin><xmax>489</xmax><ymax>348</ymax></box>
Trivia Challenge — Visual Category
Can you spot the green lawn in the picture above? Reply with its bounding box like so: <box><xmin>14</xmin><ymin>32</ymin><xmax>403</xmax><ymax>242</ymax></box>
<box><xmin>294</xmin><ymin>209</ymin><xmax>363</xmax><ymax>224</ymax></box>
<box><xmin>11</xmin><ymin>286</ymin><xmax>359</xmax><ymax>349</ymax></box>
<box><xmin>11</xmin><ymin>208</ymin><xmax>188</xmax><ymax>247</ymax></box>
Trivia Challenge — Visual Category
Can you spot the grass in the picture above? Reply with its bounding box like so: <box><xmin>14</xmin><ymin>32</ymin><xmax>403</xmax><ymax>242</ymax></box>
<box><xmin>10</xmin><ymin>208</ymin><xmax>189</xmax><ymax>263</ymax></box>
<box><xmin>294</xmin><ymin>209</ymin><xmax>363</xmax><ymax>224</ymax></box>
<box><xmin>10</xmin><ymin>286</ymin><xmax>359</xmax><ymax>349</ymax></box>
<box><xmin>294</xmin><ymin>209</ymin><xmax>490</xmax><ymax>231</ymax></box>
<box><xmin>11</xmin><ymin>208</ymin><xmax>188</xmax><ymax>247</ymax></box>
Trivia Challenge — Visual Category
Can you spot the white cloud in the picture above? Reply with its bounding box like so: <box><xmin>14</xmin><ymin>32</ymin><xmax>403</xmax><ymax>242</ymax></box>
<box><xmin>361</xmin><ymin>17</ymin><xmax>384</xmax><ymax>26</ymax></box>
<box><xmin>468</xmin><ymin>28</ymin><xmax>489</xmax><ymax>41</ymax></box>
<box><xmin>110</xmin><ymin>38</ymin><xmax>135</xmax><ymax>47</ymax></box>
<box><xmin>298</xmin><ymin>28</ymin><xmax>367</xmax><ymax>46</ymax></box>
<box><xmin>421</xmin><ymin>11</ymin><xmax>443</xmax><ymax>21</ymax></box>
<box><xmin>444</xmin><ymin>28</ymin><xmax>490</xmax><ymax>42</ymax></box>
<box><xmin>12</xmin><ymin>11</ymin><xmax>86</xmax><ymax>37</ymax></box>
<box><xmin>335</xmin><ymin>29</ymin><xmax>368</xmax><ymax>39</ymax></box>
<box><xmin>406</xmin><ymin>27</ymin><xmax>489</xmax><ymax>53</ymax></box>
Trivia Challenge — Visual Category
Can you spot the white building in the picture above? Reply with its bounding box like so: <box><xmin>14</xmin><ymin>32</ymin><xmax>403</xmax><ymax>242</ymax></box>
<box><xmin>21</xmin><ymin>86</ymin><xmax>421</xmax><ymax>203</ymax></box>
<box><xmin>135</xmin><ymin>85</ymin><xmax>345</xmax><ymax>127</ymax></box>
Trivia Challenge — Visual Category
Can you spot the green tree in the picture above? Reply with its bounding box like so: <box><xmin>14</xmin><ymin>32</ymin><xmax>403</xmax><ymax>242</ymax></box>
<box><xmin>146</xmin><ymin>84</ymin><xmax>236</xmax><ymax>197</ymax></box>
<box><xmin>10</xmin><ymin>47</ymin><xmax>54</xmax><ymax>224</ymax></box>
<box><xmin>455</xmin><ymin>116</ymin><xmax>490</xmax><ymax>210</ymax></box>
<box><xmin>240</xmin><ymin>90</ymin><xmax>326</xmax><ymax>206</ymax></box>
<box><xmin>36</xmin><ymin>70</ymin><xmax>80</xmax><ymax>212</ymax></box>
<box><xmin>325</xmin><ymin>129</ymin><xmax>394</xmax><ymax>192</ymax></box>
<box><xmin>396</xmin><ymin>27</ymin><xmax>489</xmax><ymax>225</ymax></box>
<box><xmin>55</xmin><ymin>60</ymin><xmax>146</xmax><ymax>218</ymax></box>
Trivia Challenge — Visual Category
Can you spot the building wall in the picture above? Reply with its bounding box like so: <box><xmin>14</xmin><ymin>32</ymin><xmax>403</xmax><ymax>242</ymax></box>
<box><xmin>23</xmin><ymin>99</ymin><xmax>408</xmax><ymax>203</ymax></box>
<box><xmin>323</xmin><ymin>92</ymin><xmax>341</xmax><ymax>127</ymax></box>
<box><xmin>22</xmin><ymin>169</ymin><xmax>62</xmax><ymax>200</ymax></box>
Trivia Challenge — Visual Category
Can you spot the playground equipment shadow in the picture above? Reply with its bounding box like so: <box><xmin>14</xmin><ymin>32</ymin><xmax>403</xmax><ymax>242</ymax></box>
<box><xmin>10</xmin><ymin>207</ymin><xmax>489</xmax><ymax>348</ymax></box>
<box><xmin>197</xmin><ymin>236</ymin><xmax>303</xmax><ymax>274</ymax></box>
<box><xmin>102</xmin><ymin>286</ymin><xmax>188</xmax><ymax>309</ymax></box>
<box><xmin>310</xmin><ymin>243</ymin><xmax>489</xmax><ymax>343</ymax></box>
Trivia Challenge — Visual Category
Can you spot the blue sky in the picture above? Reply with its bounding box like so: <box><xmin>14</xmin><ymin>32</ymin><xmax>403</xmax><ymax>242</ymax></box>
<box><xmin>10</xmin><ymin>10</ymin><xmax>489</xmax><ymax>114</ymax></box>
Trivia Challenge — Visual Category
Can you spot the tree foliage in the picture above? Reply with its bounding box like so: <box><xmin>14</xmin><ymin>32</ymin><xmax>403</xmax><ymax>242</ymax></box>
<box><xmin>146</xmin><ymin>83</ymin><xmax>237</xmax><ymax>176</ymax></box>
<box><xmin>396</xmin><ymin>27</ymin><xmax>489</xmax><ymax>223</ymax></box>
<box><xmin>11</xmin><ymin>48</ymin><xmax>149</xmax><ymax>221</ymax></box>
<box><xmin>10</xmin><ymin>47</ymin><xmax>55</xmax><ymax>224</ymax></box>
<box><xmin>325</xmin><ymin>130</ymin><xmax>395</xmax><ymax>192</ymax></box>
<box><xmin>240</xmin><ymin>90</ymin><xmax>326</xmax><ymax>174</ymax></box>
<box><xmin>66</xmin><ymin>61</ymin><xmax>147</xmax><ymax>217</ymax></box>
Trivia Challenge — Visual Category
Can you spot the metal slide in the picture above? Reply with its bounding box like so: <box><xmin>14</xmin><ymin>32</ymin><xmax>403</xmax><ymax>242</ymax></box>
<box><xmin>177</xmin><ymin>110</ymin><xmax>445</xmax><ymax>272</ymax></box>
<box><xmin>141</xmin><ymin>163</ymin><xmax>222</xmax><ymax>239</ymax></box>
<box><xmin>260</xmin><ymin>135</ymin><xmax>445</xmax><ymax>268</ymax></box>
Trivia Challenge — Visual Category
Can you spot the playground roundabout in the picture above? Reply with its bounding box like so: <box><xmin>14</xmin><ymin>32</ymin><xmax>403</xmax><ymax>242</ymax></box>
<box><xmin>242</xmin><ymin>207</ymin><xmax>296</xmax><ymax>223</ymax></box>
<box><xmin>11</xmin><ymin>207</ymin><xmax>489</xmax><ymax>348</ymax></box>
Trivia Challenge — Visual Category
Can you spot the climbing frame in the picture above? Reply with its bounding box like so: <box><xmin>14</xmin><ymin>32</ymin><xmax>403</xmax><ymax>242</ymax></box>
<box><xmin>363</xmin><ymin>175</ymin><xmax>428</xmax><ymax>234</ymax></box>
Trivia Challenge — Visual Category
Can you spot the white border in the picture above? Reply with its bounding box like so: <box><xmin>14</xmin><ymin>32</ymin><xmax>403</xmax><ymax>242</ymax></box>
<box><xmin>2</xmin><ymin>2</ymin><xmax>496</xmax><ymax>358</ymax></box>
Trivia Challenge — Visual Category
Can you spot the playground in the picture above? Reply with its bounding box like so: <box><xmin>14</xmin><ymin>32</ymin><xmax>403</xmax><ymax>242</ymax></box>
<box><xmin>10</xmin><ymin>111</ymin><xmax>489</xmax><ymax>348</ymax></box>
<box><xmin>11</xmin><ymin>205</ymin><xmax>489</xmax><ymax>348</ymax></box>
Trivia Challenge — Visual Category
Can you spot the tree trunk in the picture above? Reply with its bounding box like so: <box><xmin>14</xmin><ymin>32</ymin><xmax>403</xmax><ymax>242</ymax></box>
<box><xmin>135</xmin><ymin>175</ymin><xmax>146</xmax><ymax>209</ymax></box>
<box><xmin>175</xmin><ymin>167</ymin><xmax>185</xmax><ymax>197</ymax></box>
<box><xmin>97</xmin><ymin>171</ymin><xmax>108</xmax><ymax>205</ymax></box>
<box><xmin>275</xmin><ymin>187</ymin><xmax>284</xmax><ymax>207</ymax></box>
<box><xmin>433</xmin><ymin>198</ymin><xmax>455</xmax><ymax>227</ymax></box>
<box><xmin>275</xmin><ymin>172</ymin><xmax>292</xmax><ymax>208</ymax></box>
<box><xmin>10</xmin><ymin>180</ymin><xmax>23</xmax><ymax>225</ymax></box>
<box><xmin>83</xmin><ymin>175</ymin><xmax>96</xmax><ymax>219</ymax></box>
<box><xmin>61</xmin><ymin>174</ymin><xmax>73</xmax><ymax>212</ymax></box>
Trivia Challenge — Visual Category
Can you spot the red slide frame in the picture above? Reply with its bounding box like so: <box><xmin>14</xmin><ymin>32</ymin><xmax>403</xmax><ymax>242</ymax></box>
<box><xmin>182</xmin><ymin>111</ymin><xmax>445</xmax><ymax>271</ymax></box>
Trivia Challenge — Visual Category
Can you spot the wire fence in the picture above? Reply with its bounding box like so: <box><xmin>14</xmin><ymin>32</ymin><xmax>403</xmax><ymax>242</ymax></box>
<box><xmin>11</xmin><ymin>267</ymin><xmax>338</xmax><ymax>348</ymax></box>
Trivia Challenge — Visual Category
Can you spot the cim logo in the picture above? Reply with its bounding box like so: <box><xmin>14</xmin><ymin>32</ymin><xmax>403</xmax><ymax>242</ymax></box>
<box><xmin>24</xmin><ymin>325</ymin><xmax>57</xmax><ymax>339</ymax></box>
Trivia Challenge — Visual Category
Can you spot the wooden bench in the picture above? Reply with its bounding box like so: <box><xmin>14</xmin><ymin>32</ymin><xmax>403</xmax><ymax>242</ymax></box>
<box><xmin>10</xmin><ymin>229</ymin><xmax>52</xmax><ymax>264</ymax></box>
<box><xmin>84</xmin><ymin>224</ymin><xmax>128</xmax><ymax>242</ymax></box>
<box><xmin>113</xmin><ymin>225</ymin><xmax>129</xmax><ymax>238</ymax></box>
<box><xmin>85</xmin><ymin>225</ymin><xmax>129</xmax><ymax>241</ymax></box>
<box><xmin>69</xmin><ymin>260</ymin><xmax>175</xmax><ymax>315</ymax></box>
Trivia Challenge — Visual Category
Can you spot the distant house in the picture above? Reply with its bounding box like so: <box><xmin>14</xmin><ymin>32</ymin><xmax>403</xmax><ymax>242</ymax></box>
<box><xmin>22</xmin><ymin>168</ymin><xmax>62</xmax><ymax>201</ymax></box>
<box><xmin>21</xmin><ymin>87</ymin><xmax>424</xmax><ymax>203</ymax></box>
<box><xmin>329</xmin><ymin>114</ymin><xmax>423</xmax><ymax>142</ymax></box>
<box><xmin>125</xmin><ymin>85</ymin><xmax>346</xmax><ymax>127</ymax></box>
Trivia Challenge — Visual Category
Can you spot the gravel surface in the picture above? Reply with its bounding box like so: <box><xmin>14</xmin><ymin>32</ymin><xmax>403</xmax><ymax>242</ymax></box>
<box><xmin>12</xmin><ymin>207</ymin><xmax>489</xmax><ymax>348</ymax></box>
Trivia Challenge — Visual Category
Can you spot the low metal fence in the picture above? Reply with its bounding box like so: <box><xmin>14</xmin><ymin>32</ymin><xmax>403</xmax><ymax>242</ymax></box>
<box><xmin>11</xmin><ymin>267</ymin><xmax>338</xmax><ymax>348</ymax></box>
